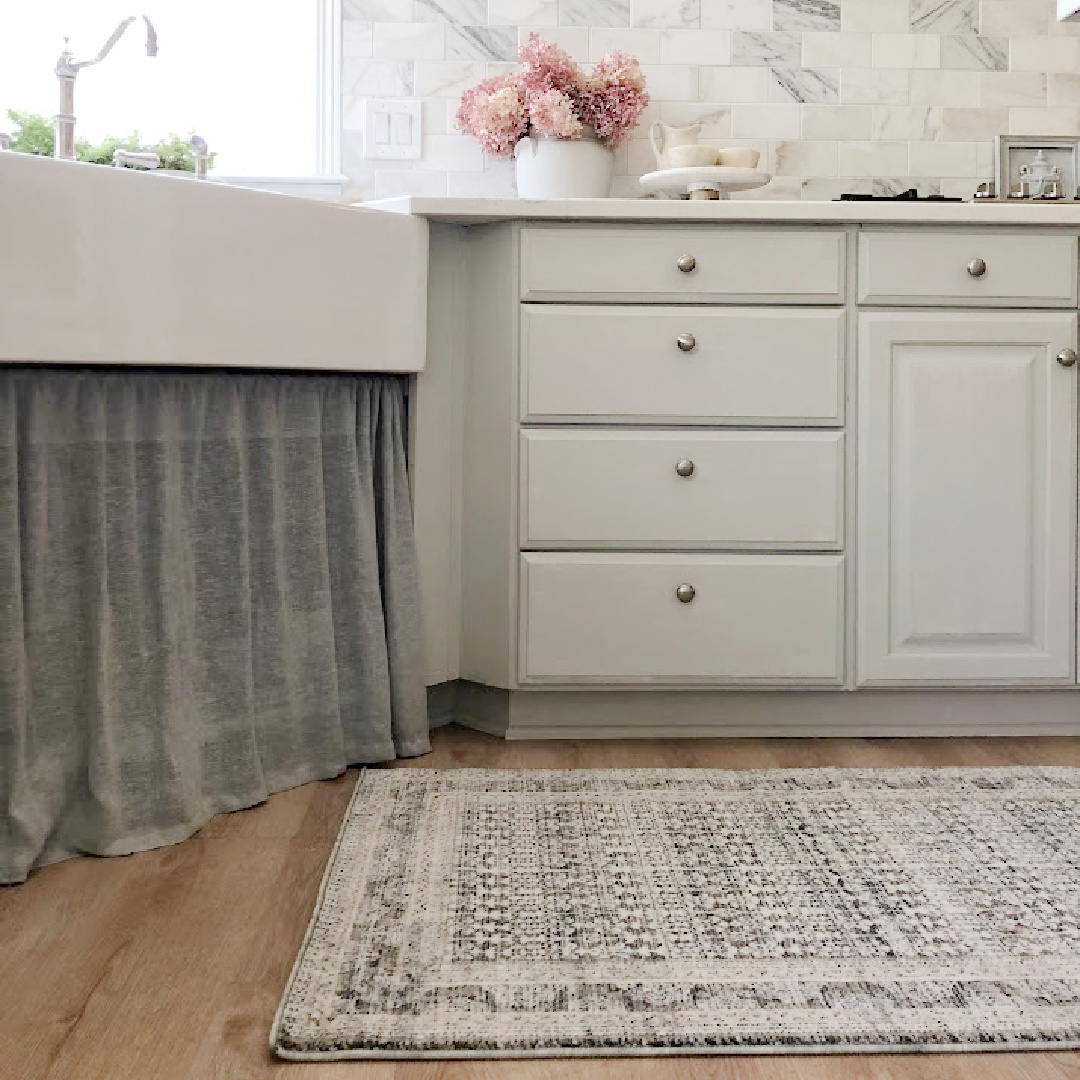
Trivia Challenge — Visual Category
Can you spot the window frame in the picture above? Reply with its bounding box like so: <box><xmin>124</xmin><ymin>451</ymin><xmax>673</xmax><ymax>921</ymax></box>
<box><xmin>214</xmin><ymin>0</ymin><xmax>346</xmax><ymax>199</ymax></box>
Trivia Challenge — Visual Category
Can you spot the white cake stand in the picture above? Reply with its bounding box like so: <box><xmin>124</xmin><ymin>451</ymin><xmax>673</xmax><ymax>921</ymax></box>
<box><xmin>639</xmin><ymin>166</ymin><xmax>772</xmax><ymax>200</ymax></box>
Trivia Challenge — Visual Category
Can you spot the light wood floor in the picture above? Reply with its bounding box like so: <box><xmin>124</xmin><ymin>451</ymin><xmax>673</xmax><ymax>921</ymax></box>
<box><xmin>5</xmin><ymin>725</ymin><xmax>1080</xmax><ymax>1080</ymax></box>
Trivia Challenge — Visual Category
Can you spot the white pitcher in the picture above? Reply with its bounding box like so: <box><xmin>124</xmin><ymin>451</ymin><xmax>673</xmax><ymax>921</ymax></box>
<box><xmin>649</xmin><ymin>121</ymin><xmax>702</xmax><ymax>169</ymax></box>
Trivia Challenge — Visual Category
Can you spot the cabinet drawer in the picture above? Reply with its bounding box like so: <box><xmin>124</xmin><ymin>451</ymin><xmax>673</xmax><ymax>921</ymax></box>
<box><xmin>520</xmin><ymin>429</ymin><xmax>844</xmax><ymax>549</ymax></box>
<box><xmin>521</xmin><ymin>227</ymin><xmax>846</xmax><ymax>303</ymax></box>
<box><xmin>858</xmin><ymin>231</ymin><xmax>1077</xmax><ymax>307</ymax></box>
<box><xmin>519</xmin><ymin>552</ymin><xmax>844</xmax><ymax>684</ymax></box>
<box><xmin>521</xmin><ymin>306</ymin><xmax>844</xmax><ymax>424</ymax></box>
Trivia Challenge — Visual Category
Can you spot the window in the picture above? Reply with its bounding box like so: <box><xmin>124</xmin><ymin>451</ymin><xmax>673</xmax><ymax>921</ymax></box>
<box><xmin>0</xmin><ymin>0</ymin><xmax>341</xmax><ymax>185</ymax></box>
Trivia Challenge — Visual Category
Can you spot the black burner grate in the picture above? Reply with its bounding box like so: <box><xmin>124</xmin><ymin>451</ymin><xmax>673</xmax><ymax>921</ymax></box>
<box><xmin>837</xmin><ymin>188</ymin><xmax>963</xmax><ymax>202</ymax></box>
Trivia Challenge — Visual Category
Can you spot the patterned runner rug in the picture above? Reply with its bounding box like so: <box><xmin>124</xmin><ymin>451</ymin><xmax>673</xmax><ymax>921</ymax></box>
<box><xmin>271</xmin><ymin>767</ymin><xmax>1080</xmax><ymax>1059</ymax></box>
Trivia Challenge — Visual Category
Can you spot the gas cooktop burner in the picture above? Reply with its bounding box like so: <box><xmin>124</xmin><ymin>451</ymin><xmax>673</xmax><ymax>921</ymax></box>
<box><xmin>837</xmin><ymin>188</ymin><xmax>963</xmax><ymax>202</ymax></box>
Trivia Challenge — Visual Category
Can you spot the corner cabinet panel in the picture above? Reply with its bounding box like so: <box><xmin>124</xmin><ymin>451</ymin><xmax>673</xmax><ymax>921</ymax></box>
<box><xmin>857</xmin><ymin>312</ymin><xmax>1077</xmax><ymax>685</ymax></box>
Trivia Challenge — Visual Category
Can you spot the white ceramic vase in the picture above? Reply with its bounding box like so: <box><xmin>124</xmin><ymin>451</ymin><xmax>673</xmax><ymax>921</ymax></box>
<box><xmin>514</xmin><ymin>133</ymin><xmax>614</xmax><ymax>199</ymax></box>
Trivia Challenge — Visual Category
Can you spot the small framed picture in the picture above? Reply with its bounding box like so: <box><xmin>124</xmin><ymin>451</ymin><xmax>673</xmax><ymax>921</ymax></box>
<box><xmin>995</xmin><ymin>135</ymin><xmax>1080</xmax><ymax>200</ymax></box>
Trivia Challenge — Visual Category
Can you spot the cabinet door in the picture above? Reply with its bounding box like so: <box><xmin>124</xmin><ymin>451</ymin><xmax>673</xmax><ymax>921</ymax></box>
<box><xmin>858</xmin><ymin>312</ymin><xmax>1077</xmax><ymax>685</ymax></box>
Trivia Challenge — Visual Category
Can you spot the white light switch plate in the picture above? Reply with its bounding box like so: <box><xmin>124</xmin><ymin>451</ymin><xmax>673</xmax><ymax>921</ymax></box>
<box><xmin>363</xmin><ymin>99</ymin><xmax>423</xmax><ymax>160</ymax></box>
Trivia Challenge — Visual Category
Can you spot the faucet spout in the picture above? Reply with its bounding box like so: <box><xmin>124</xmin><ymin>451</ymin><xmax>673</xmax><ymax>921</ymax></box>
<box><xmin>54</xmin><ymin>16</ymin><xmax>158</xmax><ymax>160</ymax></box>
<box><xmin>56</xmin><ymin>16</ymin><xmax>157</xmax><ymax>77</ymax></box>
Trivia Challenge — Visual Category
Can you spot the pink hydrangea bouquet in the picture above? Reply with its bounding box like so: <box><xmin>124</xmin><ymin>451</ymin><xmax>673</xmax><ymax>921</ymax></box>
<box><xmin>455</xmin><ymin>34</ymin><xmax>649</xmax><ymax>155</ymax></box>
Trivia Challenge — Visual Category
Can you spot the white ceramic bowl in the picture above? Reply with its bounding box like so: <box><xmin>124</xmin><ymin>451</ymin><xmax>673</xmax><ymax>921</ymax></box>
<box><xmin>717</xmin><ymin>147</ymin><xmax>760</xmax><ymax>168</ymax></box>
<box><xmin>664</xmin><ymin>145</ymin><xmax>720</xmax><ymax>168</ymax></box>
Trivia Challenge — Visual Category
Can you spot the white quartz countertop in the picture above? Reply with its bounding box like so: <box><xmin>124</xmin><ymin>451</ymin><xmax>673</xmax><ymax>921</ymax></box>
<box><xmin>363</xmin><ymin>196</ymin><xmax>1080</xmax><ymax>226</ymax></box>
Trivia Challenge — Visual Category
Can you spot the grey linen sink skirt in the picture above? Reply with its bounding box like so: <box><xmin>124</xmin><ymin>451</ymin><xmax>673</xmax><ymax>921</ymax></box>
<box><xmin>0</xmin><ymin>367</ymin><xmax>428</xmax><ymax>883</ymax></box>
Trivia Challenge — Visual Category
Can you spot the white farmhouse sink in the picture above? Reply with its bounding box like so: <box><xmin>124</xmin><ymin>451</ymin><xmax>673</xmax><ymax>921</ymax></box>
<box><xmin>0</xmin><ymin>152</ymin><xmax>428</xmax><ymax>371</ymax></box>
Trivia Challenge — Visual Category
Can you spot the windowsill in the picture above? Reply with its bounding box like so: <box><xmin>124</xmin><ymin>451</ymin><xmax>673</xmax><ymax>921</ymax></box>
<box><xmin>211</xmin><ymin>174</ymin><xmax>348</xmax><ymax>200</ymax></box>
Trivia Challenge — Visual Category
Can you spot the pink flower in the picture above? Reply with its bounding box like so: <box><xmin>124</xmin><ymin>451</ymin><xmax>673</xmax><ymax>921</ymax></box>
<box><xmin>518</xmin><ymin>33</ymin><xmax>585</xmax><ymax>100</ymax></box>
<box><xmin>454</xmin><ymin>74</ymin><xmax>528</xmax><ymax>156</ymax></box>
<box><xmin>580</xmin><ymin>50</ymin><xmax>650</xmax><ymax>148</ymax></box>
<box><xmin>527</xmin><ymin>88</ymin><xmax>584</xmax><ymax>139</ymax></box>
<box><xmin>454</xmin><ymin>36</ymin><xmax>649</xmax><ymax>156</ymax></box>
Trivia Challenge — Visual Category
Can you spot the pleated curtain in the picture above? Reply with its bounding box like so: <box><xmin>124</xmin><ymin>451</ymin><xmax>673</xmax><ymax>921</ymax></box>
<box><xmin>0</xmin><ymin>368</ymin><xmax>429</xmax><ymax>884</ymax></box>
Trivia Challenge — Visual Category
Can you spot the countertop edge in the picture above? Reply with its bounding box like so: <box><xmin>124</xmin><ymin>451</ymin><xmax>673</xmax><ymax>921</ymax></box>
<box><xmin>359</xmin><ymin>196</ymin><xmax>1080</xmax><ymax>226</ymax></box>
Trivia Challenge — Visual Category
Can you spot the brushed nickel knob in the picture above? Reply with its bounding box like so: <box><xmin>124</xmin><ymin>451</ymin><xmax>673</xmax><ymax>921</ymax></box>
<box><xmin>1058</xmin><ymin>347</ymin><xmax>1077</xmax><ymax>368</ymax></box>
<box><xmin>676</xmin><ymin>253</ymin><xmax>696</xmax><ymax>273</ymax></box>
<box><xmin>675</xmin><ymin>458</ymin><xmax>695</xmax><ymax>477</ymax></box>
<box><xmin>676</xmin><ymin>332</ymin><xmax>696</xmax><ymax>352</ymax></box>
<box><xmin>967</xmin><ymin>257</ymin><xmax>987</xmax><ymax>278</ymax></box>
<box><xmin>676</xmin><ymin>583</ymin><xmax>696</xmax><ymax>603</ymax></box>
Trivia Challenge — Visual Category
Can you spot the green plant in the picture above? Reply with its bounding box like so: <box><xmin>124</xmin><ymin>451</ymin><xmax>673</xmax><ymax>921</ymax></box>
<box><xmin>74</xmin><ymin>131</ymin><xmax>143</xmax><ymax>165</ymax></box>
<box><xmin>75</xmin><ymin>130</ymin><xmax>143</xmax><ymax>164</ymax></box>
<box><xmin>5</xmin><ymin>110</ymin><xmax>215</xmax><ymax>172</ymax></box>
<box><xmin>6</xmin><ymin>109</ymin><xmax>54</xmax><ymax>156</ymax></box>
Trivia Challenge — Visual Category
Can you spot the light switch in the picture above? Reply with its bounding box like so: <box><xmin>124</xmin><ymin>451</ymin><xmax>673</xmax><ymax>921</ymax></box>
<box><xmin>363</xmin><ymin>99</ymin><xmax>423</xmax><ymax>160</ymax></box>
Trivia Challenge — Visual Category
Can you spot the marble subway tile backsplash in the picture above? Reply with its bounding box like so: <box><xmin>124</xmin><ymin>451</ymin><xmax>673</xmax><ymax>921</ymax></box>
<box><xmin>342</xmin><ymin>0</ymin><xmax>1080</xmax><ymax>201</ymax></box>
<box><xmin>773</xmin><ymin>0</ymin><xmax>841</xmax><ymax>33</ymax></box>
<box><xmin>911</xmin><ymin>0</ymin><xmax>980</xmax><ymax>33</ymax></box>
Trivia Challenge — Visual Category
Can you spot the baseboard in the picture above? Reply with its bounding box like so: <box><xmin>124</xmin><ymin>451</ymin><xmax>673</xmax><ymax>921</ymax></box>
<box><xmin>427</xmin><ymin>681</ymin><xmax>1080</xmax><ymax>739</ymax></box>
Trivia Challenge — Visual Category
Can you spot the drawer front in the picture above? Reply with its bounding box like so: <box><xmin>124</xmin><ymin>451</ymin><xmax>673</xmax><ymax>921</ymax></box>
<box><xmin>521</xmin><ymin>306</ymin><xmax>845</xmax><ymax>424</ymax></box>
<box><xmin>858</xmin><ymin>231</ymin><xmax>1078</xmax><ymax>307</ymax></box>
<box><xmin>519</xmin><ymin>552</ymin><xmax>844</xmax><ymax>684</ymax></box>
<box><xmin>521</xmin><ymin>227</ymin><xmax>846</xmax><ymax>303</ymax></box>
<box><xmin>520</xmin><ymin>430</ymin><xmax>844</xmax><ymax>549</ymax></box>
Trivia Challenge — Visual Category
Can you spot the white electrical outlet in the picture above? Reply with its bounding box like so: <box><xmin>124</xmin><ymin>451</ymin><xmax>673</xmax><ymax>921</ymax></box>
<box><xmin>363</xmin><ymin>99</ymin><xmax>422</xmax><ymax>160</ymax></box>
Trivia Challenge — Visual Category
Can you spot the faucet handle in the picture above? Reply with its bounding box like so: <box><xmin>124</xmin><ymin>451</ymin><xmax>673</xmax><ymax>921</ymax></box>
<box><xmin>113</xmin><ymin>149</ymin><xmax>160</xmax><ymax>169</ymax></box>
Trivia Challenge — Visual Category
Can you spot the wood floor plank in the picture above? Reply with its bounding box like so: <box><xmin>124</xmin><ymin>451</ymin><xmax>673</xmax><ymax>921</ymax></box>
<box><xmin>3</xmin><ymin>726</ymin><xmax>1080</xmax><ymax>1079</ymax></box>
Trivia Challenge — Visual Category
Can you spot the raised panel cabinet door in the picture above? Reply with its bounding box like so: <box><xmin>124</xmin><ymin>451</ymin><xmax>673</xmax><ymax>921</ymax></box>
<box><xmin>857</xmin><ymin>311</ymin><xmax>1077</xmax><ymax>685</ymax></box>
